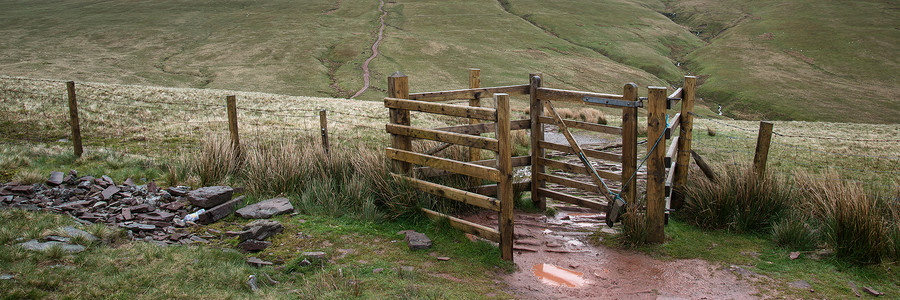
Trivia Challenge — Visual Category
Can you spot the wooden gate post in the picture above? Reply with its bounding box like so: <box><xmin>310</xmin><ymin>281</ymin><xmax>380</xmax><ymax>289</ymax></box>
<box><xmin>320</xmin><ymin>110</ymin><xmax>329</xmax><ymax>154</ymax></box>
<box><xmin>647</xmin><ymin>86</ymin><xmax>668</xmax><ymax>243</ymax></box>
<box><xmin>671</xmin><ymin>76</ymin><xmax>697</xmax><ymax>209</ymax></box>
<box><xmin>495</xmin><ymin>93</ymin><xmax>514</xmax><ymax>261</ymax></box>
<box><xmin>66</xmin><ymin>81</ymin><xmax>83</xmax><ymax>157</ymax></box>
<box><xmin>468</xmin><ymin>69</ymin><xmax>481</xmax><ymax>163</ymax></box>
<box><xmin>388</xmin><ymin>72</ymin><xmax>412</xmax><ymax>173</ymax></box>
<box><xmin>528</xmin><ymin>74</ymin><xmax>546</xmax><ymax>210</ymax></box>
<box><xmin>753</xmin><ymin>121</ymin><xmax>774</xmax><ymax>180</ymax></box>
<box><xmin>620</xmin><ymin>83</ymin><xmax>639</xmax><ymax>211</ymax></box>
<box><xmin>226</xmin><ymin>95</ymin><xmax>240</xmax><ymax>153</ymax></box>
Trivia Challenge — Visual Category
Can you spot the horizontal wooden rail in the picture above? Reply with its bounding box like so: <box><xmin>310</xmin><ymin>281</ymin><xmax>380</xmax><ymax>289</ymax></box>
<box><xmin>392</xmin><ymin>173</ymin><xmax>500</xmax><ymax>211</ymax></box>
<box><xmin>538</xmin><ymin>116</ymin><xmax>623</xmax><ymax>136</ymax></box>
<box><xmin>408</xmin><ymin>84</ymin><xmax>530</xmax><ymax>102</ymax></box>
<box><xmin>536</xmin><ymin>172</ymin><xmax>608</xmax><ymax>194</ymax></box>
<box><xmin>469</xmin><ymin>181</ymin><xmax>531</xmax><ymax>197</ymax></box>
<box><xmin>665</xmin><ymin>136</ymin><xmax>679</xmax><ymax>166</ymax></box>
<box><xmin>537</xmin><ymin>158</ymin><xmax>619</xmax><ymax>181</ymax></box>
<box><xmin>667</xmin><ymin>88</ymin><xmax>683</xmax><ymax>109</ymax></box>
<box><xmin>386</xmin><ymin>124</ymin><xmax>499</xmax><ymax>152</ymax></box>
<box><xmin>665</xmin><ymin>113</ymin><xmax>681</xmax><ymax>139</ymax></box>
<box><xmin>435</xmin><ymin>119</ymin><xmax>530</xmax><ymax>135</ymax></box>
<box><xmin>422</xmin><ymin>208</ymin><xmax>501</xmax><ymax>242</ymax></box>
<box><xmin>386</xmin><ymin>148</ymin><xmax>502</xmax><ymax>182</ymax></box>
<box><xmin>415</xmin><ymin>156</ymin><xmax>531</xmax><ymax>178</ymax></box>
<box><xmin>536</xmin><ymin>188</ymin><xmax>607</xmax><ymax>211</ymax></box>
<box><xmin>665</xmin><ymin>160</ymin><xmax>677</xmax><ymax>196</ymax></box>
<box><xmin>536</xmin><ymin>87</ymin><xmax>640</xmax><ymax>108</ymax></box>
<box><xmin>385</xmin><ymin>98</ymin><xmax>497</xmax><ymax>121</ymax></box>
<box><xmin>538</xmin><ymin>141</ymin><xmax>622</xmax><ymax>163</ymax></box>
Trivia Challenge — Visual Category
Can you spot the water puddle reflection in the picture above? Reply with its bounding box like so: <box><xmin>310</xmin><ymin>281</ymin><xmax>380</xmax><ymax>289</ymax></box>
<box><xmin>532</xmin><ymin>263</ymin><xmax>586</xmax><ymax>287</ymax></box>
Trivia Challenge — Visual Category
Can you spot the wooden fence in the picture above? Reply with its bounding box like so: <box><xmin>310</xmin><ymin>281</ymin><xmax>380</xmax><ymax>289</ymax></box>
<box><xmin>385</xmin><ymin>70</ymin><xmax>702</xmax><ymax>259</ymax></box>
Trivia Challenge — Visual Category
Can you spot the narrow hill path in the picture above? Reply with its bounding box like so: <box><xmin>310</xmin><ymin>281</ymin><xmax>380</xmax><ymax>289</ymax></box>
<box><xmin>350</xmin><ymin>0</ymin><xmax>387</xmax><ymax>99</ymax></box>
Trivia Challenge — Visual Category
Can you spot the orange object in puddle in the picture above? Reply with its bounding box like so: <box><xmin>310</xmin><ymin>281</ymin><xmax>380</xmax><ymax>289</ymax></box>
<box><xmin>532</xmin><ymin>264</ymin><xmax>586</xmax><ymax>287</ymax></box>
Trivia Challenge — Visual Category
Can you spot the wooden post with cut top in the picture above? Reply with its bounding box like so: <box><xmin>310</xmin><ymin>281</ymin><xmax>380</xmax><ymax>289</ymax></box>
<box><xmin>495</xmin><ymin>93</ymin><xmax>513</xmax><ymax>261</ymax></box>
<box><xmin>388</xmin><ymin>72</ymin><xmax>412</xmax><ymax>173</ymax></box>
<box><xmin>468</xmin><ymin>68</ymin><xmax>481</xmax><ymax>163</ymax></box>
<box><xmin>671</xmin><ymin>76</ymin><xmax>697</xmax><ymax>210</ymax></box>
<box><xmin>528</xmin><ymin>74</ymin><xmax>545</xmax><ymax>210</ymax></box>
<box><xmin>320</xmin><ymin>110</ymin><xmax>329</xmax><ymax>154</ymax></box>
<box><xmin>620</xmin><ymin>83</ymin><xmax>639</xmax><ymax>217</ymax></box>
<box><xmin>66</xmin><ymin>81</ymin><xmax>83</xmax><ymax>157</ymax></box>
<box><xmin>753</xmin><ymin>121</ymin><xmax>774</xmax><ymax>180</ymax></box>
<box><xmin>646</xmin><ymin>86</ymin><xmax>668</xmax><ymax>243</ymax></box>
<box><xmin>226</xmin><ymin>95</ymin><xmax>240</xmax><ymax>153</ymax></box>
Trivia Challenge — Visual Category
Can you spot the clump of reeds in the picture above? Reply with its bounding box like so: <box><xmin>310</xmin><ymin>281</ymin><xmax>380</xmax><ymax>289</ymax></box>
<box><xmin>680</xmin><ymin>164</ymin><xmax>792</xmax><ymax>233</ymax></box>
<box><xmin>793</xmin><ymin>171</ymin><xmax>898</xmax><ymax>264</ymax></box>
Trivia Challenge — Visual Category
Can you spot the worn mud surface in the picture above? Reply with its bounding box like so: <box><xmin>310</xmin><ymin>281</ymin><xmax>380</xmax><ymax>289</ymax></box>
<box><xmin>460</xmin><ymin>208</ymin><xmax>760</xmax><ymax>299</ymax></box>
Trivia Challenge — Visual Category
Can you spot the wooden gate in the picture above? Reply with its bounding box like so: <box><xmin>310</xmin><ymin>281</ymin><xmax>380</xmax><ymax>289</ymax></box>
<box><xmin>384</xmin><ymin>70</ymin><xmax>696</xmax><ymax>259</ymax></box>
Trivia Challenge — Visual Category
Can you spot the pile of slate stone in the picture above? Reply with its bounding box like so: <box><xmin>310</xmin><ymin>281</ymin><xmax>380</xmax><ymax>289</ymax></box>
<box><xmin>0</xmin><ymin>170</ymin><xmax>251</xmax><ymax>246</ymax></box>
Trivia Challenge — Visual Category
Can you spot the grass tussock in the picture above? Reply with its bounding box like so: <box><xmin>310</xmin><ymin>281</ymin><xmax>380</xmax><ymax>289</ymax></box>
<box><xmin>680</xmin><ymin>164</ymin><xmax>792</xmax><ymax>233</ymax></box>
<box><xmin>618</xmin><ymin>210</ymin><xmax>650</xmax><ymax>247</ymax></box>
<box><xmin>793</xmin><ymin>171</ymin><xmax>899</xmax><ymax>264</ymax></box>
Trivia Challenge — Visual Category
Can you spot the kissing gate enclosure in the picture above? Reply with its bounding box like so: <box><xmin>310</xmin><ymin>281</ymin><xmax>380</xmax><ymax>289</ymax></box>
<box><xmin>384</xmin><ymin>70</ymin><xmax>696</xmax><ymax>261</ymax></box>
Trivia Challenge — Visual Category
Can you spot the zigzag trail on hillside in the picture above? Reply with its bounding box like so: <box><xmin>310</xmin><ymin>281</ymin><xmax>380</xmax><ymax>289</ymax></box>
<box><xmin>350</xmin><ymin>0</ymin><xmax>387</xmax><ymax>99</ymax></box>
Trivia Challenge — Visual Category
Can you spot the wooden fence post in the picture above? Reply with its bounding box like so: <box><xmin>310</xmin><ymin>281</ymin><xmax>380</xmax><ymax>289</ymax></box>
<box><xmin>495</xmin><ymin>93</ymin><xmax>513</xmax><ymax>261</ymax></box>
<box><xmin>468</xmin><ymin>68</ymin><xmax>481</xmax><ymax>163</ymax></box>
<box><xmin>671</xmin><ymin>76</ymin><xmax>697</xmax><ymax>210</ymax></box>
<box><xmin>226</xmin><ymin>95</ymin><xmax>240</xmax><ymax>153</ymax></box>
<box><xmin>66</xmin><ymin>81</ymin><xmax>83</xmax><ymax>157</ymax></box>
<box><xmin>620</xmin><ymin>83</ymin><xmax>639</xmax><ymax>218</ymax></box>
<box><xmin>647</xmin><ymin>86</ymin><xmax>668</xmax><ymax>243</ymax></box>
<box><xmin>528</xmin><ymin>74</ymin><xmax>546</xmax><ymax>210</ymax></box>
<box><xmin>753</xmin><ymin>121</ymin><xmax>774</xmax><ymax>179</ymax></box>
<box><xmin>388</xmin><ymin>72</ymin><xmax>412</xmax><ymax>173</ymax></box>
<box><xmin>320</xmin><ymin>110</ymin><xmax>329</xmax><ymax>154</ymax></box>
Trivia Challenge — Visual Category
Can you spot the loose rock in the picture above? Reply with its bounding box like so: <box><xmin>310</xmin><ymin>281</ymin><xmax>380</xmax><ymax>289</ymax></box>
<box><xmin>238</xmin><ymin>220</ymin><xmax>284</xmax><ymax>242</ymax></box>
<box><xmin>17</xmin><ymin>240</ymin><xmax>86</xmax><ymax>253</ymax></box>
<box><xmin>59</xmin><ymin>226</ymin><xmax>98</xmax><ymax>242</ymax></box>
<box><xmin>235</xmin><ymin>197</ymin><xmax>294</xmax><ymax>219</ymax></box>
<box><xmin>187</xmin><ymin>186</ymin><xmax>233</xmax><ymax>208</ymax></box>
<box><xmin>239</xmin><ymin>239</ymin><xmax>273</xmax><ymax>252</ymax></box>
<box><xmin>401</xmin><ymin>230</ymin><xmax>432</xmax><ymax>250</ymax></box>
<box><xmin>247</xmin><ymin>257</ymin><xmax>273</xmax><ymax>267</ymax></box>
<box><xmin>198</xmin><ymin>196</ymin><xmax>244</xmax><ymax>225</ymax></box>
<box><xmin>47</xmin><ymin>172</ymin><xmax>64</xmax><ymax>186</ymax></box>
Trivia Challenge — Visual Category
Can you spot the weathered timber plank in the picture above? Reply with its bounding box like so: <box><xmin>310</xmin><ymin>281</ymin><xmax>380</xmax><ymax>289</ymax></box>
<box><xmin>536</xmin><ymin>188</ymin><xmax>607</xmax><ymax>211</ymax></box>
<box><xmin>536</xmin><ymin>172</ymin><xmax>610</xmax><ymax>194</ymax></box>
<box><xmin>536</xmin><ymin>87</ymin><xmax>636</xmax><ymax>109</ymax></box>
<box><xmin>434</xmin><ymin>119</ymin><xmax>530</xmax><ymax>135</ymax></box>
<box><xmin>538</xmin><ymin>141</ymin><xmax>622</xmax><ymax>163</ymax></box>
<box><xmin>469</xmin><ymin>181</ymin><xmax>531</xmax><ymax>197</ymax></box>
<box><xmin>665</xmin><ymin>113</ymin><xmax>681</xmax><ymax>139</ymax></box>
<box><xmin>538</xmin><ymin>116</ymin><xmax>623</xmax><ymax>136</ymax></box>
<box><xmin>414</xmin><ymin>156</ymin><xmax>530</xmax><ymax>178</ymax></box>
<box><xmin>384</xmin><ymin>98</ymin><xmax>497</xmax><ymax>121</ymax></box>
<box><xmin>422</xmin><ymin>208</ymin><xmax>501</xmax><ymax>242</ymax></box>
<box><xmin>386</xmin><ymin>124</ymin><xmax>499</xmax><ymax>152</ymax></box>
<box><xmin>665</xmin><ymin>136</ymin><xmax>679</xmax><ymax>166</ymax></box>
<box><xmin>537</xmin><ymin>158</ymin><xmax>620</xmax><ymax>181</ymax></box>
<box><xmin>392</xmin><ymin>173</ymin><xmax>500</xmax><ymax>211</ymax></box>
<box><xmin>408</xmin><ymin>85</ymin><xmax>530</xmax><ymax>102</ymax></box>
<box><xmin>386</xmin><ymin>148</ymin><xmax>501</xmax><ymax>182</ymax></box>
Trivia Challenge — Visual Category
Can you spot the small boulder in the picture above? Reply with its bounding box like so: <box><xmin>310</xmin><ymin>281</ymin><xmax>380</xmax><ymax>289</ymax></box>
<box><xmin>17</xmin><ymin>240</ymin><xmax>85</xmax><ymax>253</ymax></box>
<box><xmin>166</xmin><ymin>186</ymin><xmax>190</xmax><ymax>196</ymax></box>
<box><xmin>47</xmin><ymin>172</ymin><xmax>64</xmax><ymax>186</ymax></box>
<box><xmin>238</xmin><ymin>239</ymin><xmax>272</xmax><ymax>252</ymax></box>
<box><xmin>58</xmin><ymin>226</ymin><xmax>98</xmax><ymax>242</ymax></box>
<box><xmin>187</xmin><ymin>186</ymin><xmax>233</xmax><ymax>208</ymax></box>
<box><xmin>235</xmin><ymin>197</ymin><xmax>294</xmax><ymax>219</ymax></box>
<box><xmin>402</xmin><ymin>231</ymin><xmax>432</xmax><ymax>250</ymax></box>
<box><xmin>238</xmin><ymin>220</ymin><xmax>284</xmax><ymax>242</ymax></box>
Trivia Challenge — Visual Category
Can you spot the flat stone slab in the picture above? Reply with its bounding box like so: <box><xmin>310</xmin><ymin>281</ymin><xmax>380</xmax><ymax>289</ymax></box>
<box><xmin>238</xmin><ymin>220</ymin><xmax>284</xmax><ymax>242</ymax></box>
<box><xmin>247</xmin><ymin>257</ymin><xmax>273</xmax><ymax>267</ymax></box>
<box><xmin>238</xmin><ymin>239</ymin><xmax>272</xmax><ymax>252</ymax></box>
<box><xmin>402</xmin><ymin>231</ymin><xmax>432</xmax><ymax>250</ymax></box>
<box><xmin>302</xmin><ymin>251</ymin><xmax>327</xmax><ymax>260</ymax></box>
<box><xmin>235</xmin><ymin>197</ymin><xmax>294</xmax><ymax>219</ymax></box>
<box><xmin>198</xmin><ymin>196</ymin><xmax>244</xmax><ymax>225</ymax></box>
<box><xmin>58</xmin><ymin>226</ymin><xmax>98</xmax><ymax>242</ymax></box>
<box><xmin>17</xmin><ymin>240</ymin><xmax>86</xmax><ymax>253</ymax></box>
<box><xmin>101</xmin><ymin>185</ymin><xmax>120</xmax><ymax>200</ymax></box>
<box><xmin>47</xmin><ymin>172</ymin><xmax>64</xmax><ymax>186</ymax></box>
<box><xmin>187</xmin><ymin>186</ymin><xmax>233</xmax><ymax>208</ymax></box>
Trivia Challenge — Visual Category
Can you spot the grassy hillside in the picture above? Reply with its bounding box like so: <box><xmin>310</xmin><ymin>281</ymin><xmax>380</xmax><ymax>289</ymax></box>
<box><xmin>667</xmin><ymin>0</ymin><xmax>900</xmax><ymax>123</ymax></box>
<box><xmin>0</xmin><ymin>0</ymin><xmax>897</xmax><ymax>123</ymax></box>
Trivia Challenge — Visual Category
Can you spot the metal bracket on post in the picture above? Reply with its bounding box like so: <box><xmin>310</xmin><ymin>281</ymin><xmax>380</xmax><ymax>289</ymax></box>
<box><xmin>583</xmin><ymin>97</ymin><xmax>643</xmax><ymax>108</ymax></box>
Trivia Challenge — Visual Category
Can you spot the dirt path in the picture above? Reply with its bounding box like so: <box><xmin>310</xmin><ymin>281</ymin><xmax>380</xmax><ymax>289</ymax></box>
<box><xmin>460</xmin><ymin>208</ymin><xmax>761</xmax><ymax>299</ymax></box>
<box><xmin>349</xmin><ymin>0</ymin><xmax>387</xmax><ymax>99</ymax></box>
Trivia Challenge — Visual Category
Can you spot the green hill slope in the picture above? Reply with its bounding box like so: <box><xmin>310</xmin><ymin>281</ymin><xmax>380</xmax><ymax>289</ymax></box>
<box><xmin>0</xmin><ymin>0</ymin><xmax>896</xmax><ymax>123</ymax></box>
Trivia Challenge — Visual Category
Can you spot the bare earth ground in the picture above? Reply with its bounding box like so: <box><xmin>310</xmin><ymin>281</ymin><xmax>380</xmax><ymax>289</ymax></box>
<box><xmin>461</xmin><ymin>208</ymin><xmax>760</xmax><ymax>300</ymax></box>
